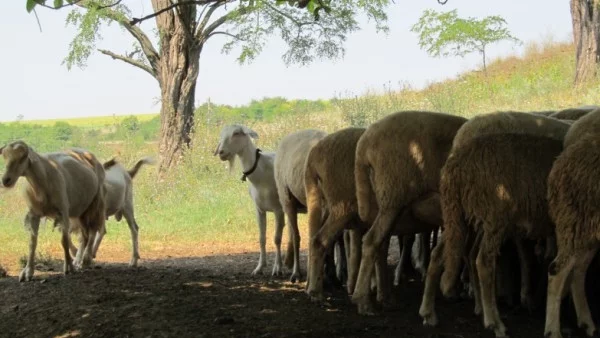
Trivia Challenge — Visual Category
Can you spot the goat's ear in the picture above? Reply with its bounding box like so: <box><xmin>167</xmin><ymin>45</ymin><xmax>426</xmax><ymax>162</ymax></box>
<box><xmin>243</xmin><ymin>126</ymin><xmax>259</xmax><ymax>139</ymax></box>
<box><xmin>0</xmin><ymin>145</ymin><xmax>4</xmax><ymax>155</ymax></box>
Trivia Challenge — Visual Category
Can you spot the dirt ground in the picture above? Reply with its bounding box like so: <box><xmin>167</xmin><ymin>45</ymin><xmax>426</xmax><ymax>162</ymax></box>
<box><xmin>0</xmin><ymin>247</ymin><xmax>594</xmax><ymax>338</ymax></box>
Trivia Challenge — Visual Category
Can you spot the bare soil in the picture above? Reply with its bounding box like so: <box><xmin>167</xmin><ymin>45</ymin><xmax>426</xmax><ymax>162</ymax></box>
<box><xmin>0</xmin><ymin>250</ymin><xmax>593</xmax><ymax>338</ymax></box>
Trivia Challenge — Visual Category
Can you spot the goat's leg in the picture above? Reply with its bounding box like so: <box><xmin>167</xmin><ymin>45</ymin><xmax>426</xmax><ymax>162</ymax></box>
<box><xmin>417</xmin><ymin>231</ymin><xmax>432</xmax><ymax>280</ymax></box>
<box><xmin>19</xmin><ymin>212</ymin><xmax>41</xmax><ymax>282</ymax></box>
<box><xmin>351</xmin><ymin>209</ymin><xmax>399</xmax><ymax>315</ymax></box>
<box><xmin>394</xmin><ymin>234</ymin><xmax>415</xmax><ymax>285</ymax></box>
<box><xmin>514</xmin><ymin>237</ymin><xmax>534</xmax><ymax>312</ymax></box>
<box><xmin>252</xmin><ymin>208</ymin><xmax>268</xmax><ymax>276</ymax></box>
<box><xmin>91</xmin><ymin>221</ymin><xmax>107</xmax><ymax>259</ymax></box>
<box><xmin>544</xmin><ymin>252</ymin><xmax>576</xmax><ymax>338</ymax></box>
<box><xmin>58</xmin><ymin>210</ymin><xmax>75</xmax><ymax>275</ymax></box>
<box><xmin>287</xmin><ymin>207</ymin><xmax>302</xmax><ymax>283</ymax></box>
<box><xmin>476</xmin><ymin>231</ymin><xmax>507</xmax><ymax>338</ymax></box>
<box><xmin>375</xmin><ymin>235</ymin><xmax>393</xmax><ymax>307</ymax></box>
<box><xmin>570</xmin><ymin>247</ymin><xmax>598</xmax><ymax>337</ymax></box>
<box><xmin>123</xmin><ymin>211</ymin><xmax>140</xmax><ymax>267</ymax></box>
<box><xmin>335</xmin><ymin>233</ymin><xmax>348</xmax><ymax>286</ymax></box>
<box><xmin>419</xmin><ymin>239</ymin><xmax>445</xmax><ymax>327</ymax></box>
<box><xmin>347</xmin><ymin>228</ymin><xmax>363</xmax><ymax>295</ymax></box>
<box><xmin>272</xmin><ymin>210</ymin><xmax>285</xmax><ymax>276</ymax></box>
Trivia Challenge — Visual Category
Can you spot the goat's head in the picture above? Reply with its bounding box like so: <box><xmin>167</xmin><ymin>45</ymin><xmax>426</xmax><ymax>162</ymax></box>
<box><xmin>0</xmin><ymin>140</ymin><xmax>33</xmax><ymax>188</ymax></box>
<box><xmin>214</xmin><ymin>124</ymin><xmax>258</xmax><ymax>165</ymax></box>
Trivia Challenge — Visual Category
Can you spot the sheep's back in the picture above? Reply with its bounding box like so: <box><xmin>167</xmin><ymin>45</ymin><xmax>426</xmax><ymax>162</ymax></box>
<box><xmin>275</xmin><ymin>129</ymin><xmax>327</xmax><ymax>207</ymax></box>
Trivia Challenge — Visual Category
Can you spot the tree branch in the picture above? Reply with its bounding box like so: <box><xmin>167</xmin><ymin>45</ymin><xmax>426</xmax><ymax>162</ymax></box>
<box><xmin>130</xmin><ymin>0</ymin><xmax>222</xmax><ymax>25</ymax></box>
<box><xmin>207</xmin><ymin>30</ymin><xmax>242</xmax><ymax>40</ymax></box>
<box><xmin>83</xmin><ymin>4</ymin><xmax>161</xmax><ymax>73</ymax></box>
<box><xmin>98</xmin><ymin>49</ymin><xmax>156</xmax><ymax>78</ymax></box>
<box><xmin>36</xmin><ymin>0</ymin><xmax>122</xmax><ymax>10</ymax></box>
<box><xmin>194</xmin><ymin>1</ymin><xmax>229</xmax><ymax>42</ymax></box>
<box><xmin>199</xmin><ymin>4</ymin><xmax>251</xmax><ymax>42</ymax></box>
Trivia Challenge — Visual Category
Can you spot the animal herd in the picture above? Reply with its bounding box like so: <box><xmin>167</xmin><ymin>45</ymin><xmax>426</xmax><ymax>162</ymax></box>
<box><xmin>2</xmin><ymin>105</ymin><xmax>600</xmax><ymax>338</ymax></box>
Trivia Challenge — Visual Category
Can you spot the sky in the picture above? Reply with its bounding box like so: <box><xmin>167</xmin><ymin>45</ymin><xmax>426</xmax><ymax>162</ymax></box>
<box><xmin>0</xmin><ymin>0</ymin><xmax>573</xmax><ymax>122</ymax></box>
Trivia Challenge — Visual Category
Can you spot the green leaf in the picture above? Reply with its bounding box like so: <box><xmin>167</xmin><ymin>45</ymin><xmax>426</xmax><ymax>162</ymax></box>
<box><xmin>26</xmin><ymin>0</ymin><xmax>37</xmax><ymax>13</ymax></box>
<box><xmin>54</xmin><ymin>0</ymin><xmax>63</xmax><ymax>8</ymax></box>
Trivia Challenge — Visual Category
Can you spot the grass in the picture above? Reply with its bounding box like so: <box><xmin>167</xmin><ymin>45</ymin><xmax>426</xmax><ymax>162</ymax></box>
<box><xmin>19</xmin><ymin>113</ymin><xmax>159</xmax><ymax>128</ymax></box>
<box><xmin>0</xmin><ymin>40</ymin><xmax>596</xmax><ymax>276</ymax></box>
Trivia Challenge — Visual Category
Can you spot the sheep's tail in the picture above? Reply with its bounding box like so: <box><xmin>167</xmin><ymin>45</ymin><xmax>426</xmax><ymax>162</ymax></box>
<box><xmin>103</xmin><ymin>157</ymin><xmax>118</xmax><ymax>170</ymax></box>
<box><xmin>128</xmin><ymin>157</ymin><xmax>156</xmax><ymax>179</ymax></box>
<box><xmin>305</xmin><ymin>156</ymin><xmax>324</xmax><ymax>256</ymax></box>
<box><xmin>439</xmin><ymin>157</ymin><xmax>467</xmax><ymax>297</ymax></box>
<box><xmin>355</xmin><ymin>143</ymin><xmax>374</xmax><ymax>223</ymax></box>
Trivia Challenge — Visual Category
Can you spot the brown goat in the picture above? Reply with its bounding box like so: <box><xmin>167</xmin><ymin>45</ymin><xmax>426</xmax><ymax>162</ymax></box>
<box><xmin>544</xmin><ymin>109</ymin><xmax>600</xmax><ymax>338</ymax></box>
<box><xmin>351</xmin><ymin>111</ymin><xmax>467</xmax><ymax>315</ymax></box>
<box><xmin>0</xmin><ymin>141</ymin><xmax>106</xmax><ymax>281</ymax></box>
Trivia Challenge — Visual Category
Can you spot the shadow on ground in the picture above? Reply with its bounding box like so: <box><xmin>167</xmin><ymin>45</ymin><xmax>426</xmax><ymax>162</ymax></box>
<box><xmin>0</xmin><ymin>250</ymin><xmax>594</xmax><ymax>338</ymax></box>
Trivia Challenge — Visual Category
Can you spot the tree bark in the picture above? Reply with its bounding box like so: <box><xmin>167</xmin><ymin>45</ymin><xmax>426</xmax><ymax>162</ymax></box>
<box><xmin>571</xmin><ymin>0</ymin><xmax>600</xmax><ymax>85</ymax></box>
<box><xmin>152</xmin><ymin>0</ymin><xmax>202</xmax><ymax>172</ymax></box>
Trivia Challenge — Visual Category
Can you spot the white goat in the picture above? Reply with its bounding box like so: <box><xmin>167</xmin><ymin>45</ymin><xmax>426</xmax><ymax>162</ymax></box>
<box><xmin>69</xmin><ymin>157</ymin><xmax>154</xmax><ymax>267</ymax></box>
<box><xmin>214</xmin><ymin>124</ymin><xmax>287</xmax><ymax>276</ymax></box>
<box><xmin>0</xmin><ymin>141</ymin><xmax>106</xmax><ymax>281</ymax></box>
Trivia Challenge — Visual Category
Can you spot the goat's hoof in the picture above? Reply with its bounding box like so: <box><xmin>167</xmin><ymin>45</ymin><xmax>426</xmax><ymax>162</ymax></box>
<box><xmin>486</xmin><ymin>323</ymin><xmax>508</xmax><ymax>338</ymax></box>
<box><xmin>271</xmin><ymin>264</ymin><xmax>283</xmax><ymax>277</ymax></box>
<box><xmin>251</xmin><ymin>265</ymin><xmax>265</xmax><ymax>276</ymax></box>
<box><xmin>579</xmin><ymin>322</ymin><xmax>597</xmax><ymax>337</ymax></box>
<box><xmin>19</xmin><ymin>268</ymin><xmax>33</xmax><ymax>282</ymax></box>
<box><xmin>129</xmin><ymin>258</ymin><xmax>139</xmax><ymax>268</ymax></box>
<box><xmin>544</xmin><ymin>330</ymin><xmax>563</xmax><ymax>338</ymax></box>
<box><xmin>289</xmin><ymin>272</ymin><xmax>302</xmax><ymax>283</ymax></box>
<box><xmin>306</xmin><ymin>289</ymin><xmax>324</xmax><ymax>303</ymax></box>
<box><xmin>420</xmin><ymin>312</ymin><xmax>439</xmax><ymax>327</ymax></box>
<box><xmin>352</xmin><ymin>295</ymin><xmax>377</xmax><ymax>316</ymax></box>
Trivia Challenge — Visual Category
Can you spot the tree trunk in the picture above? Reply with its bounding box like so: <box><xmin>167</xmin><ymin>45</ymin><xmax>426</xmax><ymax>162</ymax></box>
<box><xmin>151</xmin><ymin>0</ymin><xmax>201</xmax><ymax>172</ymax></box>
<box><xmin>571</xmin><ymin>0</ymin><xmax>600</xmax><ymax>85</ymax></box>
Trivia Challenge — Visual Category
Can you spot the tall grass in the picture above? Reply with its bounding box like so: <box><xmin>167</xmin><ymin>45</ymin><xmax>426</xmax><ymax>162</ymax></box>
<box><xmin>0</xmin><ymin>41</ymin><xmax>595</xmax><ymax>275</ymax></box>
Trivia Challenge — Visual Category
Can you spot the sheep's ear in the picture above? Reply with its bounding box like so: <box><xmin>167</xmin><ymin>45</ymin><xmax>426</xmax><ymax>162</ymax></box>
<box><xmin>243</xmin><ymin>126</ymin><xmax>259</xmax><ymax>139</ymax></box>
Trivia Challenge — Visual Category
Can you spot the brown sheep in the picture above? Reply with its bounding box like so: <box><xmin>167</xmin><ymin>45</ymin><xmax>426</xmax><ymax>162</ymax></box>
<box><xmin>352</xmin><ymin>111</ymin><xmax>467</xmax><ymax>315</ymax></box>
<box><xmin>549</xmin><ymin>105</ymin><xmax>598</xmax><ymax>121</ymax></box>
<box><xmin>544</xmin><ymin>109</ymin><xmax>600</xmax><ymax>338</ymax></box>
<box><xmin>305</xmin><ymin>127</ymin><xmax>437</xmax><ymax>301</ymax></box>
<box><xmin>0</xmin><ymin>141</ymin><xmax>106</xmax><ymax>281</ymax></box>
<box><xmin>432</xmin><ymin>133</ymin><xmax>563</xmax><ymax>337</ymax></box>
<box><xmin>274</xmin><ymin>129</ymin><xmax>327</xmax><ymax>282</ymax></box>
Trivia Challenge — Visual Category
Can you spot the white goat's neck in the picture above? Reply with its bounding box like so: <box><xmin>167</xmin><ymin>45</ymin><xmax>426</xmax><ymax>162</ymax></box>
<box><xmin>237</xmin><ymin>141</ymin><xmax>259</xmax><ymax>173</ymax></box>
<box><xmin>23</xmin><ymin>152</ymin><xmax>50</xmax><ymax>199</ymax></box>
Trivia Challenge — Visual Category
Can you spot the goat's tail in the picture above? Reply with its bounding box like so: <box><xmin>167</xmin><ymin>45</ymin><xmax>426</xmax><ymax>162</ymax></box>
<box><xmin>128</xmin><ymin>157</ymin><xmax>156</xmax><ymax>179</ymax></box>
<box><xmin>439</xmin><ymin>157</ymin><xmax>467</xmax><ymax>297</ymax></box>
<box><xmin>103</xmin><ymin>157</ymin><xmax>118</xmax><ymax>170</ymax></box>
<box><xmin>355</xmin><ymin>141</ymin><xmax>374</xmax><ymax>223</ymax></box>
<box><xmin>305</xmin><ymin>154</ymin><xmax>324</xmax><ymax>254</ymax></box>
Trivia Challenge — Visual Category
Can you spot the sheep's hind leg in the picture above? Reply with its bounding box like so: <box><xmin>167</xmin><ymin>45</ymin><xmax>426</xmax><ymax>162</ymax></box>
<box><xmin>19</xmin><ymin>212</ymin><xmax>41</xmax><ymax>282</ymax></box>
<box><xmin>272</xmin><ymin>210</ymin><xmax>285</xmax><ymax>276</ymax></box>
<box><xmin>346</xmin><ymin>228</ymin><xmax>364</xmax><ymax>295</ymax></box>
<box><xmin>476</xmin><ymin>231</ymin><xmax>508</xmax><ymax>338</ymax></box>
<box><xmin>544</xmin><ymin>253</ymin><xmax>576</xmax><ymax>338</ymax></box>
<box><xmin>515</xmin><ymin>237</ymin><xmax>534</xmax><ymax>312</ymax></box>
<box><xmin>570</xmin><ymin>247</ymin><xmax>598</xmax><ymax>337</ymax></box>
<box><xmin>252</xmin><ymin>209</ymin><xmax>267</xmax><ymax>276</ymax></box>
<box><xmin>351</xmin><ymin>209</ymin><xmax>398</xmax><ymax>315</ymax></box>
<box><xmin>419</xmin><ymin>239</ymin><xmax>444</xmax><ymax>326</ymax></box>
<box><xmin>306</xmin><ymin>213</ymin><xmax>352</xmax><ymax>301</ymax></box>
<box><xmin>394</xmin><ymin>234</ymin><xmax>415</xmax><ymax>285</ymax></box>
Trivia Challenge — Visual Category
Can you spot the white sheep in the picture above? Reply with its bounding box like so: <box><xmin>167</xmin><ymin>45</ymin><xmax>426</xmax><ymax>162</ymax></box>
<box><xmin>274</xmin><ymin>129</ymin><xmax>328</xmax><ymax>282</ymax></box>
<box><xmin>0</xmin><ymin>141</ymin><xmax>107</xmax><ymax>281</ymax></box>
<box><xmin>214</xmin><ymin>124</ymin><xmax>287</xmax><ymax>276</ymax></box>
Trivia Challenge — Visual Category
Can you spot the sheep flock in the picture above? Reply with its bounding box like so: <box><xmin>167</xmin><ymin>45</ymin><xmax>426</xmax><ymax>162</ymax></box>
<box><xmin>3</xmin><ymin>105</ymin><xmax>600</xmax><ymax>337</ymax></box>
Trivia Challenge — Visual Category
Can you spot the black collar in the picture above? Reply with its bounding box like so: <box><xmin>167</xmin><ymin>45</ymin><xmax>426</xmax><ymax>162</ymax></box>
<box><xmin>241</xmin><ymin>148</ymin><xmax>261</xmax><ymax>181</ymax></box>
